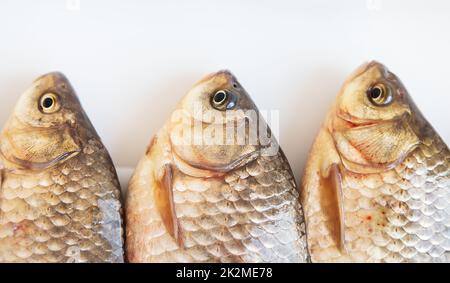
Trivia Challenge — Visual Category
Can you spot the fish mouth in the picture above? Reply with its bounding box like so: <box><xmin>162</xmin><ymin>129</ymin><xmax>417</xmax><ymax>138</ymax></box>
<box><xmin>33</xmin><ymin>71</ymin><xmax>67</xmax><ymax>83</ymax></box>
<box><xmin>192</xmin><ymin>69</ymin><xmax>237</xmax><ymax>88</ymax></box>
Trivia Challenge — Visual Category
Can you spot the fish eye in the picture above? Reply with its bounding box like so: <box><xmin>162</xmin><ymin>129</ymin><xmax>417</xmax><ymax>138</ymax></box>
<box><xmin>39</xmin><ymin>93</ymin><xmax>60</xmax><ymax>113</ymax></box>
<box><xmin>213</xmin><ymin>90</ymin><xmax>227</xmax><ymax>106</ymax></box>
<box><xmin>367</xmin><ymin>83</ymin><xmax>393</xmax><ymax>106</ymax></box>
<box><xmin>211</xmin><ymin>90</ymin><xmax>235</xmax><ymax>111</ymax></box>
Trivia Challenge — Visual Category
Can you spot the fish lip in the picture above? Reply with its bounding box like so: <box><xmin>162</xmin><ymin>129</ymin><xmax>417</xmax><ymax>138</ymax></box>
<box><xmin>343</xmin><ymin>60</ymin><xmax>386</xmax><ymax>83</ymax></box>
<box><xmin>33</xmin><ymin>71</ymin><xmax>68</xmax><ymax>83</ymax></box>
<box><xmin>192</xmin><ymin>69</ymin><xmax>237</xmax><ymax>88</ymax></box>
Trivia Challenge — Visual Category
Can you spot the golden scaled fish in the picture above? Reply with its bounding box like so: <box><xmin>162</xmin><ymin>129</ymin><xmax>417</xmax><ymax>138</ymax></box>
<box><xmin>301</xmin><ymin>61</ymin><xmax>450</xmax><ymax>262</ymax></box>
<box><xmin>0</xmin><ymin>72</ymin><xmax>124</xmax><ymax>263</ymax></box>
<box><xmin>126</xmin><ymin>70</ymin><xmax>309</xmax><ymax>263</ymax></box>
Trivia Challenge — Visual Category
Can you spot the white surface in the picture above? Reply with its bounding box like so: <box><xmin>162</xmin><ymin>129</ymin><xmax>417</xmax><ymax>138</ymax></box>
<box><xmin>1</xmin><ymin>0</ymin><xmax>449</xmax><ymax>187</ymax></box>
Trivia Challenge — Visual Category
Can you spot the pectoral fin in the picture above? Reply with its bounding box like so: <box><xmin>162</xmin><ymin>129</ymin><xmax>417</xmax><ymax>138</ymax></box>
<box><xmin>320</xmin><ymin>163</ymin><xmax>346</xmax><ymax>253</ymax></box>
<box><xmin>155</xmin><ymin>164</ymin><xmax>183</xmax><ymax>247</ymax></box>
<box><xmin>0</xmin><ymin>160</ymin><xmax>3</xmax><ymax>190</ymax></box>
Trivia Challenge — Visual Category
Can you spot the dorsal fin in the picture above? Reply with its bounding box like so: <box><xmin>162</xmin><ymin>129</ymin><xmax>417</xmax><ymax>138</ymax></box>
<box><xmin>155</xmin><ymin>164</ymin><xmax>183</xmax><ymax>247</ymax></box>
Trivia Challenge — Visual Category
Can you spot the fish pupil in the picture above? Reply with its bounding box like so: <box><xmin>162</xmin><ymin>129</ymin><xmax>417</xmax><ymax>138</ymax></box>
<box><xmin>213</xmin><ymin>91</ymin><xmax>227</xmax><ymax>104</ymax></box>
<box><xmin>43</xmin><ymin>97</ymin><xmax>54</xmax><ymax>108</ymax></box>
<box><xmin>371</xmin><ymin>87</ymin><xmax>382</xmax><ymax>99</ymax></box>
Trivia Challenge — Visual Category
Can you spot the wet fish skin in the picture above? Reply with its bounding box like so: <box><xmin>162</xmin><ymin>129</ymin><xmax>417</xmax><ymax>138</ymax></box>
<box><xmin>301</xmin><ymin>61</ymin><xmax>450</xmax><ymax>262</ymax></box>
<box><xmin>126</xmin><ymin>70</ymin><xmax>309</xmax><ymax>263</ymax></box>
<box><xmin>0</xmin><ymin>72</ymin><xmax>124</xmax><ymax>263</ymax></box>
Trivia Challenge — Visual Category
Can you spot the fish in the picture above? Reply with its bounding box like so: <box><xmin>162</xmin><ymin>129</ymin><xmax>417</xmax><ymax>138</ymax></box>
<box><xmin>301</xmin><ymin>61</ymin><xmax>450</xmax><ymax>262</ymax></box>
<box><xmin>0</xmin><ymin>72</ymin><xmax>124</xmax><ymax>263</ymax></box>
<box><xmin>125</xmin><ymin>70</ymin><xmax>309</xmax><ymax>263</ymax></box>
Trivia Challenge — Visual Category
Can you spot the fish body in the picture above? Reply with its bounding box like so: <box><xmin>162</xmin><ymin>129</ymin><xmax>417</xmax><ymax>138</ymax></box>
<box><xmin>126</xmin><ymin>71</ymin><xmax>308</xmax><ymax>262</ymax></box>
<box><xmin>0</xmin><ymin>73</ymin><xmax>123</xmax><ymax>263</ymax></box>
<box><xmin>301</xmin><ymin>61</ymin><xmax>450</xmax><ymax>262</ymax></box>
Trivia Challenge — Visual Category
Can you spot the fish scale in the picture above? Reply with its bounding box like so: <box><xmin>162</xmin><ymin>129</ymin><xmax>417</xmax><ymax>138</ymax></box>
<box><xmin>306</xmin><ymin>115</ymin><xmax>450</xmax><ymax>263</ymax></box>
<box><xmin>126</xmin><ymin>70</ymin><xmax>309</xmax><ymax>262</ymax></box>
<box><xmin>0</xmin><ymin>72</ymin><xmax>124</xmax><ymax>263</ymax></box>
<box><xmin>0</xmin><ymin>138</ymin><xmax>123</xmax><ymax>263</ymax></box>
<box><xmin>127</xmin><ymin>151</ymin><xmax>308</xmax><ymax>262</ymax></box>
<box><xmin>301</xmin><ymin>61</ymin><xmax>450</xmax><ymax>262</ymax></box>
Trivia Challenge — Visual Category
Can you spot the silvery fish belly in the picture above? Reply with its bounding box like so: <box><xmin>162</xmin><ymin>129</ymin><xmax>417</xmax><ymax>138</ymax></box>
<box><xmin>0</xmin><ymin>73</ymin><xmax>124</xmax><ymax>263</ymax></box>
<box><xmin>301</xmin><ymin>61</ymin><xmax>450</xmax><ymax>262</ymax></box>
<box><xmin>126</xmin><ymin>70</ymin><xmax>309</xmax><ymax>262</ymax></box>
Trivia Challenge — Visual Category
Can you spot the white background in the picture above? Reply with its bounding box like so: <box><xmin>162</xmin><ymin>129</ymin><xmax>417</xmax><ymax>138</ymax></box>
<box><xmin>0</xmin><ymin>0</ymin><xmax>449</xmax><ymax>187</ymax></box>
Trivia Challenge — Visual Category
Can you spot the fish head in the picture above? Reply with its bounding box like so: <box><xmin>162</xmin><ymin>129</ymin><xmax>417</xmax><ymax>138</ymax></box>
<box><xmin>330</xmin><ymin>61</ymin><xmax>422</xmax><ymax>172</ymax></box>
<box><xmin>335</xmin><ymin>61</ymin><xmax>412</xmax><ymax>123</ymax></box>
<box><xmin>168</xmin><ymin>70</ymin><xmax>269</xmax><ymax>172</ymax></box>
<box><xmin>178</xmin><ymin>70</ymin><xmax>258</xmax><ymax>123</ymax></box>
<box><xmin>0</xmin><ymin>72</ymin><xmax>96</xmax><ymax>170</ymax></box>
